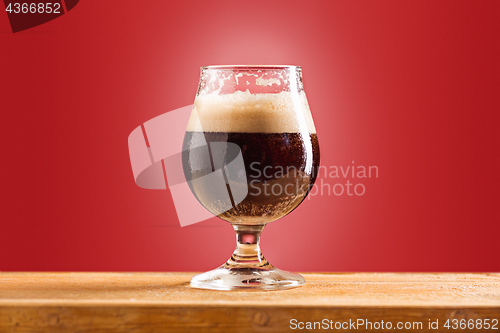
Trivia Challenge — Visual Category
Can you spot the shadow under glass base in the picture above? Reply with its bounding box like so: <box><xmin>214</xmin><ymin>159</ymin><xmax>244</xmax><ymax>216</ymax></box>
<box><xmin>190</xmin><ymin>224</ymin><xmax>305</xmax><ymax>291</ymax></box>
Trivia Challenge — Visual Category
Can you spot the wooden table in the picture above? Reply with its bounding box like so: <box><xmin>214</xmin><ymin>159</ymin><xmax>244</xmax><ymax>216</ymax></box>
<box><xmin>0</xmin><ymin>272</ymin><xmax>499</xmax><ymax>332</ymax></box>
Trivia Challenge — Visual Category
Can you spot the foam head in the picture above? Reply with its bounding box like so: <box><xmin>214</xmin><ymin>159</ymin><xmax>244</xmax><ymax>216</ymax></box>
<box><xmin>187</xmin><ymin>66</ymin><xmax>316</xmax><ymax>134</ymax></box>
<box><xmin>186</xmin><ymin>90</ymin><xmax>316</xmax><ymax>133</ymax></box>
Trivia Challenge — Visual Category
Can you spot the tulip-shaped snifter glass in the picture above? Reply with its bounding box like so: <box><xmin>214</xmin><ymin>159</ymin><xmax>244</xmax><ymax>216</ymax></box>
<box><xmin>182</xmin><ymin>65</ymin><xmax>320</xmax><ymax>290</ymax></box>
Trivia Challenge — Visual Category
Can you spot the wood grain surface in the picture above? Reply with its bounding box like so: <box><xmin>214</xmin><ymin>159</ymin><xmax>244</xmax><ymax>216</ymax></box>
<box><xmin>0</xmin><ymin>272</ymin><xmax>499</xmax><ymax>332</ymax></box>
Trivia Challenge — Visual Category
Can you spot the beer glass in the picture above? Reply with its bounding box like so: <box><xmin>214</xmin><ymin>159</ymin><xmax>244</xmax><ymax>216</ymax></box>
<box><xmin>183</xmin><ymin>65</ymin><xmax>319</xmax><ymax>290</ymax></box>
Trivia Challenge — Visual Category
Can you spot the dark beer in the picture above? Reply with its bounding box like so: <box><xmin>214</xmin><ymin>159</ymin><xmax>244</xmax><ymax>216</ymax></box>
<box><xmin>182</xmin><ymin>90</ymin><xmax>319</xmax><ymax>224</ymax></box>
<box><xmin>183</xmin><ymin>131</ymin><xmax>319</xmax><ymax>223</ymax></box>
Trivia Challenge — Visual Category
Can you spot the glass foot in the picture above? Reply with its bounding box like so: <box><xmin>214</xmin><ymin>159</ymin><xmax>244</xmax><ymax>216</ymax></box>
<box><xmin>190</xmin><ymin>266</ymin><xmax>305</xmax><ymax>291</ymax></box>
<box><xmin>190</xmin><ymin>224</ymin><xmax>305</xmax><ymax>291</ymax></box>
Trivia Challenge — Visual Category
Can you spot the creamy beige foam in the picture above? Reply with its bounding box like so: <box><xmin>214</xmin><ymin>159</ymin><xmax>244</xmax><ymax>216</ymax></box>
<box><xmin>186</xmin><ymin>91</ymin><xmax>316</xmax><ymax>133</ymax></box>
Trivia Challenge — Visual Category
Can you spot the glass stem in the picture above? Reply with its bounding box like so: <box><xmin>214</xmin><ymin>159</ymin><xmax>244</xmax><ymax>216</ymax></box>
<box><xmin>225</xmin><ymin>224</ymin><xmax>273</xmax><ymax>269</ymax></box>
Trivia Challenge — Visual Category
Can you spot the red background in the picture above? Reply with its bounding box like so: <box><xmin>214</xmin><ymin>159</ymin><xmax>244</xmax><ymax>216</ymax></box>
<box><xmin>1</xmin><ymin>0</ymin><xmax>499</xmax><ymax>272</ymax></box>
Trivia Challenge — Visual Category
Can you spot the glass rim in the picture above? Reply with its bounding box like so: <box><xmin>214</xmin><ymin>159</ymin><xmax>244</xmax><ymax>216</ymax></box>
<box><xmin>201</xmin><ymin>65</ymin><xmax>301</xmax><ymax>71</ymax></box>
